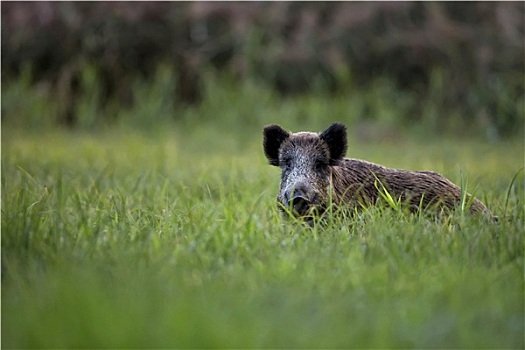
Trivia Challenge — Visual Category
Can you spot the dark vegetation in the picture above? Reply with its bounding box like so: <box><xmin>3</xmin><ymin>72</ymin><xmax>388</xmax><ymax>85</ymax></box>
<box><xmin>2</xmin><ymin>2</ymin><xmax>524</xmax><ymax>137</ymax></box>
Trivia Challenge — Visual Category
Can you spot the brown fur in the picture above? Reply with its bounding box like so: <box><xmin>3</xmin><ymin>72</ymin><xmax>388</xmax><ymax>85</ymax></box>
<box><xmin>330</xmin><ymin>158</ymin><xmax>492</xmax><ymax>217</ymax></box>
<box><xmin>263</xmin><ymin>123</ymin><xmax>495</xmax><ymax>220</ymax></box>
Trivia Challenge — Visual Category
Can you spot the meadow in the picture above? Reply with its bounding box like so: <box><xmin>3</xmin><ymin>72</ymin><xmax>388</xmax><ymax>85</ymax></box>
<box><xmin>2</xmin><ymin>75</ymin><xmax>524</xmax><ymax>348</ymax></box>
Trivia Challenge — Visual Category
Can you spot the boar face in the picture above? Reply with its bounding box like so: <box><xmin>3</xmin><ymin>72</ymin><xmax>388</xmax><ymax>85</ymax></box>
<box><xmin>263</xmin><ymin>123</ymin><xmax>348</xmax><ymax>218</ymax></box>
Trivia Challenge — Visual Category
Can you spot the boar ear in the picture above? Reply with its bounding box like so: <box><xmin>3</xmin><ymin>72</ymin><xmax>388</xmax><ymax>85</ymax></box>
<box><xmin>263</xmin><ymin>124</ymin><xmax>290</xmax><ymax>166</ymax></box>
<box><xmin>320</xmin><ymin>122</ymin><xmax>347</xmax><ymax>164</ymax></box>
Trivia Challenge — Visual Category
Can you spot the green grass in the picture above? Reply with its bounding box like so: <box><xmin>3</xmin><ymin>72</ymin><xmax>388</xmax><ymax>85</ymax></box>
<box><xmin>2</xmin><ymin>66</ymin><xmax>524</xmax><ymax>349</ymax></box>
<box><xmin>2</xmin><ymin>121</ymin><xmax>523</xmax><ymax>348</ymax></box>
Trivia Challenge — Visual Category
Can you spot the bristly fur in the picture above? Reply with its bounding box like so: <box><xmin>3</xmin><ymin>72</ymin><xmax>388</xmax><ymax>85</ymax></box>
<box><xmin>263</xmin><ymin>122</ymin><xmax>495</xmax><ymax>220</ymax></box>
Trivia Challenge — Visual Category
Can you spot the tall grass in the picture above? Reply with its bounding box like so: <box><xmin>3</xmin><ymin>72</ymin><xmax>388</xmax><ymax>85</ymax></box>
<box><xmin>4</xmin><ymin>65</ymin><xmax>523</xmax><ymax>139</ymax></box>
<box><xmin>2</xmin><ymin>116</ymin><xmax>523</xmax><ymax>348</ymax></box>
<box><xmin>3</xmin><ymin>67</ymin><xmax>524</xmax><ymax>348</ymax></box>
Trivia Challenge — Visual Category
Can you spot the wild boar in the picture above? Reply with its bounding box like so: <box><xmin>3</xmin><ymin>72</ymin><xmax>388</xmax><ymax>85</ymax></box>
<box><xmin>263</xmin><ymin>122</ymin><xmax>494</xmax><ymax>220</ymax></box>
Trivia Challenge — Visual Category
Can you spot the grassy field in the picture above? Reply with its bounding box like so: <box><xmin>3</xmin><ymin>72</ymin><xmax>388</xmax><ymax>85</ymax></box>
<box><xmin>2</xmin><ymin>115</ymin><xmax>523</xmax><ymax>348</ymax></box>
<box><xmin>2</xmin><ymin>73</ymin><xmax>524</xmax><ymax>348</ymax></box>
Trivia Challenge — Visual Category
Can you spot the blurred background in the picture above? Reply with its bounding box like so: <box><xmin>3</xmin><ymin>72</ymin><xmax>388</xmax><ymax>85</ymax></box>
<box><xmin>2</xmin><ymin>1</ymin><xmax>524</xmax><ymax>140</ymax></box>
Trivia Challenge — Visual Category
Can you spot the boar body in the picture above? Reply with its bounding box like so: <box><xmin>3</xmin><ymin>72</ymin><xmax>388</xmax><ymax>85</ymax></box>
<box><xmin>263</xmin><ymin>123</ymin><xmax>494</xmax><ymax>220</ymax></box>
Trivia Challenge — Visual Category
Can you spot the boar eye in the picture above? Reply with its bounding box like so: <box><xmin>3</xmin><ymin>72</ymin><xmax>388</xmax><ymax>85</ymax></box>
<box><xmin>315</xmin><ymin>158</ymin><xmax>328</xmax><ymax>170</ymax></box>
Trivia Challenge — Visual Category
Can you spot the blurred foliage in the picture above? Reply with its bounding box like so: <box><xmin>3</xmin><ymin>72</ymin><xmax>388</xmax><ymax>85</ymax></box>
<box><xmin>2</xmin><ymin>2</ymin><xmax>524</xmax><ymax>138</ymax></box>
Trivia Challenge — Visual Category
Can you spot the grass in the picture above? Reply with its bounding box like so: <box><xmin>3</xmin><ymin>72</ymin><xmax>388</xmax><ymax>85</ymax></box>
<box><xmin>2</xmin><ymin>68</ymin><xmax>524</xmax><ymax>348</ymax></box>
<box><xmin>2</xmin><ymin>119</ymin><xmax>523</xmax><ymax>348</ymax></box>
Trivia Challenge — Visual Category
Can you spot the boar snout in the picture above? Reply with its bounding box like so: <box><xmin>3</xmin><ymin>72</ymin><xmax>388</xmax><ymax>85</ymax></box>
<box><xmin>291</xmin><ymin>195</ymin><xmax>310</xmax><ymax>216</ymax></box>
<box><xmin>282</xmin><ymin>184</ymin><xmax>320</xmax><ymax>216</ymax></box>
